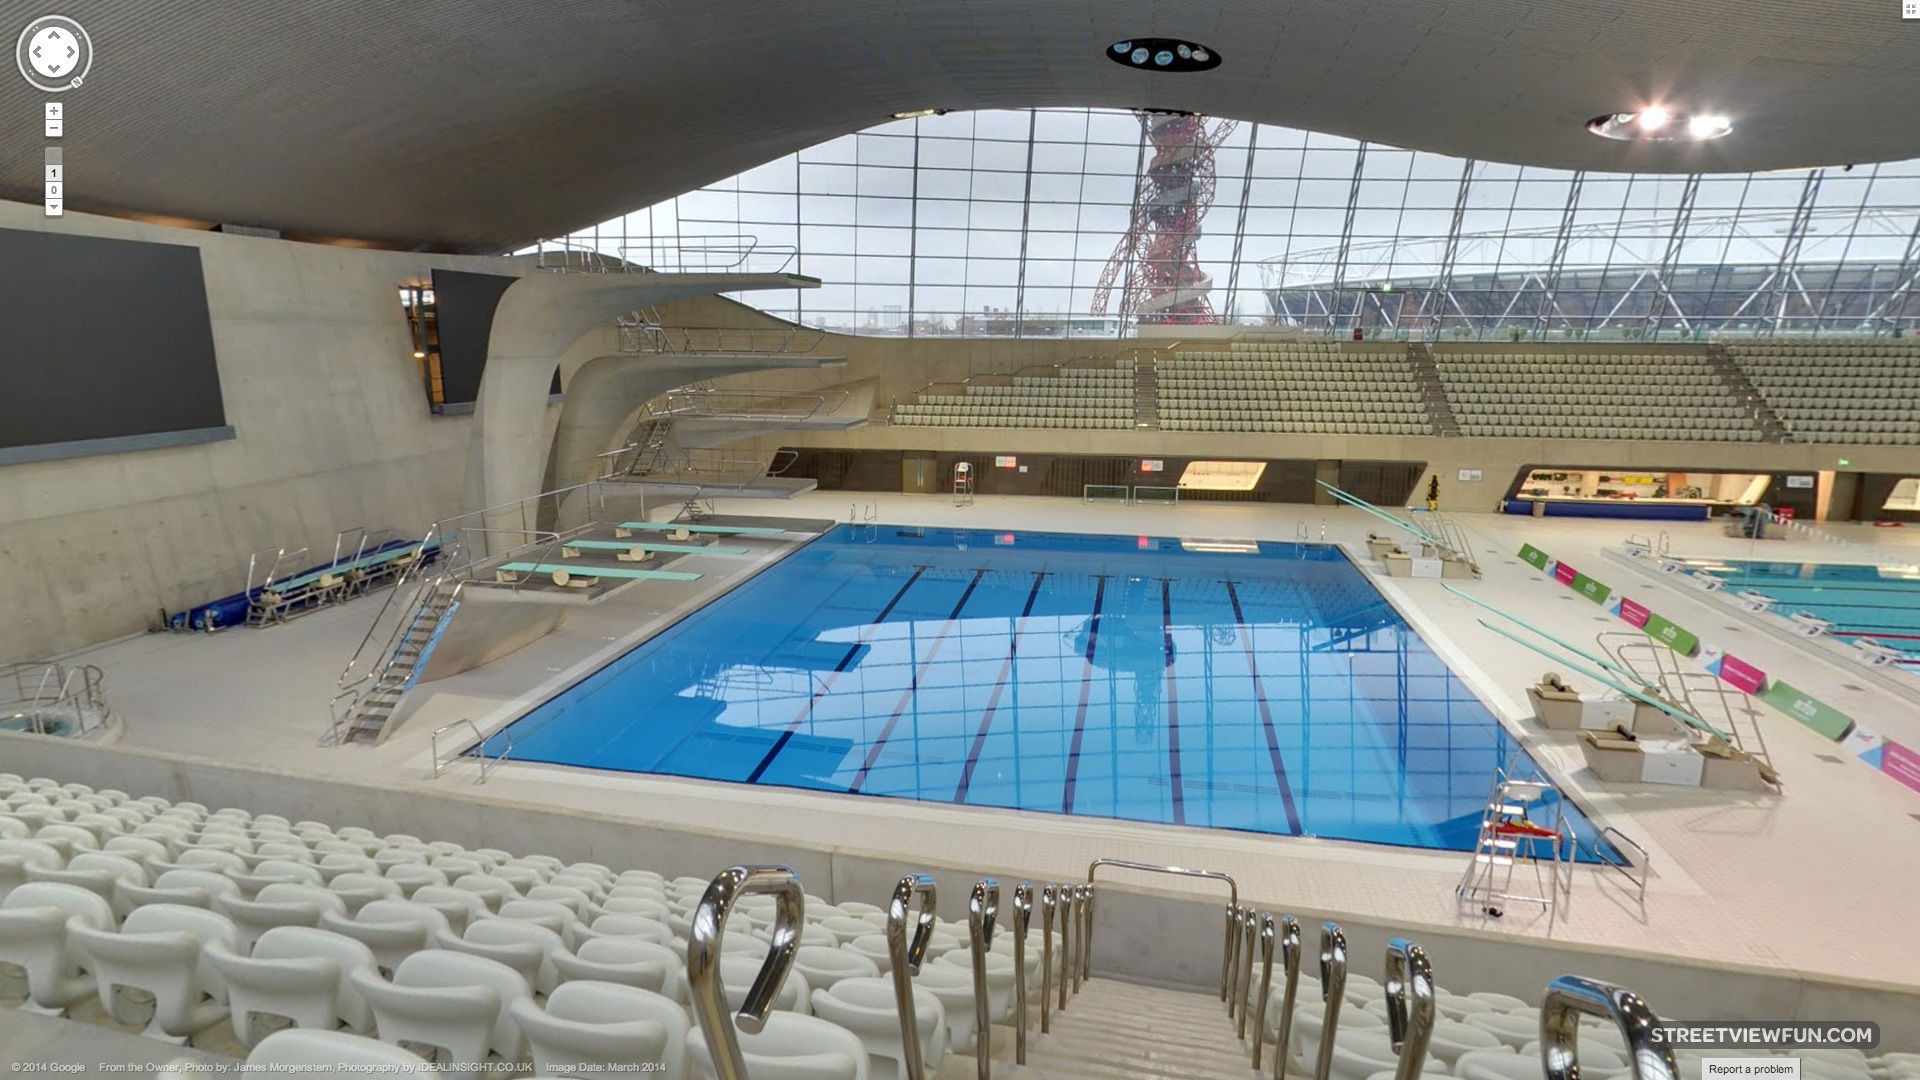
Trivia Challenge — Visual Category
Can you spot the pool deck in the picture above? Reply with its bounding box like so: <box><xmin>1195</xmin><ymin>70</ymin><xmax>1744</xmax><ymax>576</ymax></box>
<box><xmin>55</xmin><ymin>494</ymin><xmax>1920</xmax><ymax>1024</ymax></box>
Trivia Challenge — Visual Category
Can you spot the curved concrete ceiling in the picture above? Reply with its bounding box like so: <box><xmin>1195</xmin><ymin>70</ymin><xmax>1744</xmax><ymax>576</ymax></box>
<box><xmin>5</xmin><ymin>0</ymin><xmax>1915</xmax><ymax>252</ymax></box>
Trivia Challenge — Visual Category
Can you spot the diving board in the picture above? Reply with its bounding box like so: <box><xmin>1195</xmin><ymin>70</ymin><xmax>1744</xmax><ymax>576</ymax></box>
<box><xmin>496</xmin><ymin>562</ymin><xmax>702</xmax><ymax>588</ymax></box>
<box><xmin>560</xmin><ymin>539</ymin><xmax>752</xmax><ymax>558</ymax></box>
<box><xmin>615</xmin><ymin>521</ymin><xmax>787</xmax><ymax>538</ymax></box>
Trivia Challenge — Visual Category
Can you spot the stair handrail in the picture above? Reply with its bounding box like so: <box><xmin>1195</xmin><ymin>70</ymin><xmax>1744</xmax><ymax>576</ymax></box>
<box><xmin>1267</xmin><ymin>915</ymin><xmax>1303</xmax><ymax>1079</ymax></box>
<box><xmin>1008</xmin><ymin>882</ymin><xmax>1032</xmax><ymax>1064</ymax></box>
<box><xmin>966</xmin><ymin>879</ymin><xmax>1001</xmax><ymax>1080</ymax></box>
<box><xmin>1073</xmin><ymin>883</ymin><xmax>1091</xmax><ymax>989</ymax></box>
<box><xmin>1084</xmin><ymin>858</ymin><xmax>1238</xmax><ymax>1003</ymax></box>
<box><xmin>429</xmin><ymin>718</ymin><xmax>485</xmax><ymax>779</ymax></box>
<box><xmin>1311</xmin><ymin>923</ymin><xmax>1348</xmax><ymax>1080</ymax></box>
<box><xmin>1249</xmin><ymin>913</ymin><xmax>1276</xmax><ymax>1070</ymax></box>
<box><xmin>1383</xmin><ymin>939</ymin><xmax>1437</xmax><ymax>1080</ymax></box>
<box><xmin>1053</xmin><ymin>885</ymin><xmax>1074</xmax><ymax>1011</ymax></box>
<box><xmin>886</xmin><ymin>873</ymin><xmax>939</xmax><ymax>1080</ymax></box>
<box><xmin>336</xmin><ymin>525</ymin><xmax>443</xmax><ymax>694</ymax></box>
<box><xmin>1597</xmin><ymin>826</ymin><xmax>1652</xmax><ymax>904</ymax></box>
<box><xmin>1038</xmin><ymin>884</ymin><xmax>1059</xmax><ymax>1028</ymax></box>
<box><xmin>1541</xmin><ymin>975</ymin><xmax>1677</xmax><ymax>1080</ymax></box>
<box><xmin>1234</xmin><ymin>906</ymin><xmax>1258</xmax><ymax>1037</ymax></box>
<box><xmin>688</xmin><ymin>865</ymin><xmax>805</xmax><ymax>1080</ymax></box>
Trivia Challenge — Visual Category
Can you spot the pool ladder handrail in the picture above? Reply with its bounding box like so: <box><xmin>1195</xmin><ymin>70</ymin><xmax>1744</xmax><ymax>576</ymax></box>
<box><xmin>688</xmin><ymin>865</ymin><xmax>805</xmax><ymax>1080</ymax></box>
<box><xmin>428</xmin><ymin>718</ymin><xmax>485</xmax><ymax>778</ymax></box>
<box><xmin>1085</xmin><ymin>858</ymin><xmax>1238</xmax><ymax>1004</ymax></box>
<box><xmin>886</xmin><ymin>873</ymin><xmax>940</xmax><ymax>1080</ymax></box>
<box><xmin>1542</xmin><ymin>975</ymin><xmax>1678</xmax><ymax>1080</ymax></box>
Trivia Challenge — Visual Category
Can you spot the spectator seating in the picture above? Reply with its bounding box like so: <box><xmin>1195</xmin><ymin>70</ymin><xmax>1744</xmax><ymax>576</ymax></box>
<box><xmin>1726</xmin><ymin>340</ymin><xmax>1920</xmax><ymax>445</ymax></box>
<box><xmin>1158</xmin><ymin>342</ymin><xmax>1433</xmax><ymax>435</ymax></box>
<box><xmin>1433</xmin><ymin>349</ymin><xmax>1763</xmax><ymax>441</ymax></box>
<box><xmin>892</xmin><ymin>363</ymin><xmax>1133</xmax><ymax>429</ymax></box>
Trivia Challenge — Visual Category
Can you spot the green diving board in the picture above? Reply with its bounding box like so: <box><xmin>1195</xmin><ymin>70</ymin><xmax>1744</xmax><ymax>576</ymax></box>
<box><xmin>264</xmin><ymin>543</ymin><xmax>428</xmax><ymax>593</ymax></box>
<box><xmin>561</xmin><ymin>539</ymin><xmax>752</xmax><ymax>557</ymax></box>
<box><xmin>615</xmin><ymin>521</ymin><xmax>788</xmax><ymax>538</ymax></box>
<box><xmin>496</xmin><ymin>562</ymin><xmax>702</xmax><ymax>587</ymax></box>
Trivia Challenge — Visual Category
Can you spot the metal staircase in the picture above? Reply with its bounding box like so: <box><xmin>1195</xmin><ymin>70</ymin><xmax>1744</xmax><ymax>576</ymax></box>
<box><xmin>1706</xmin><ymin>344</ymin><xmax>1793</xmax><ymax>442</ymax></box>
<box><xmin>1131</xmin><ymin>352</ymin><xmax>1160</xmax><ymax>429</ymax></box>
<box><xmin>328</xmin><ymin>548</ymin><xmax>462</xmax><ymax>746</ymax></box>
<box><xmin>1406</xmin><ymin>342</ymin><xmax>1460</xmax><ymax>436</ymax></box>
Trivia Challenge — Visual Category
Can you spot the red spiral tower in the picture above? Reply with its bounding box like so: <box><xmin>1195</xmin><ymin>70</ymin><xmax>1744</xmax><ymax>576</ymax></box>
<box><xmin>1092</xmin><ymin>111</ymin><xmax>1238</xmax><ymax>325</ymax></box>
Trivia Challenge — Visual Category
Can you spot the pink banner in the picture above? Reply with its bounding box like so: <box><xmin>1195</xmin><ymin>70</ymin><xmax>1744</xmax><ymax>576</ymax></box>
<box><xmin>1552</xmin><ymin>562</ymin><xmax>1578</xmax><ymax>586</ymax></box>
<box><xmin>1717</xmin><ymin>653</ymin><xmax>1768</xmax><ymax>696</ymax></box>
<box><xmin>1883</xmin><ymin>740</ymin><xmax>1920</xmax><ymax>796</ymax></box>
<box><xmin>1617</xmin><ymin>597</ymin><xmax>1652</xmax><ymax>629</ymax></box>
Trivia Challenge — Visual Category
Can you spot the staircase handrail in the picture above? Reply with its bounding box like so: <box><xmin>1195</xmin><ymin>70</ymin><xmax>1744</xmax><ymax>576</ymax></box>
<box><xmin>1008</xmin><ymin>882</ymin><xmax>1032</xmax><ymax>1065</ymax></box>
<box><xmin>885</xmin><ymin>873</ymin><xmax>940</xmax><ymax>1080</ymax></box>
<box><xmin>1383</xmin><ymin>939</ymin><xmax>1437</xmax><ymax>1080</ymax></box>
<box><xmin>688</xmin><ymin>866</ymin><xmax>806</xmax><ymax>1080</ymax></box>
<box><xmin>1311</xmin><ymin>923</ymin><xmax>1349</xmax><ymax>1080</ymax></box>
<box><xmin>1267</xmin><ymin>915</ymin><xmax>1303</xmax><ymax>1079</ymax></box>
<box><xmin>1084</xmin><ymin>858</ymin><xmax>1238</xmax><ymax>1002</ymax></box>
<box><xmin>966</xmin><ymin>879</ymin><xmax>1001</xmax><ymax>1080</ymax></box>
<box><xmin>1541</xmin><ymin>976</ymin><xmax>1678</xmax><ymax>1080</ymax></box>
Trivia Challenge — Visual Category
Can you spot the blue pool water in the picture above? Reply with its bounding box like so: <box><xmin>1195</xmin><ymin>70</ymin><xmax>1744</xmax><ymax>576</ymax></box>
<box><xmin>484</xmin><ymin>526</ymin><xmax>1607</xmax><ymax>857</ymax></box>
<box><xmin>1681</xmin><ymin>557</ymin><xmax>1920</xmax><ymax>664</ymax></box>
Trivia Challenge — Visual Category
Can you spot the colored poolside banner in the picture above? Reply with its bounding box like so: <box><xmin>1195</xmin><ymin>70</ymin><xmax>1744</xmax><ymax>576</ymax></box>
<box><xmin>1552</xmin><ymin>561</ymin><xmax>1578</xmax><ymax>586</ymax></box>
<box><xmin>1518</xmin><ymin>544</ymin><xmax>1550</xmax><ymax>570</ymax></box>
<box><xmin>1643</xmin><ymin>613</ymin><xmax>1700</xmax><ymax>657</ymax></box>
<box><xmin>1570</xmin><ymin>572</ymin><xmax>1611</xmax><ymax>604</ymax></box>
<box><xmin>1617</xmin><ymin>596</ymin><xmax>1651</xmax><ymax>628</ymax></box>
<box><xmin>1882</xmin><ymin>740</ymin><xmax>1920</xmax><ymax>796</ymax></box>
<box><xmin>1705</xmin><ymin>650</ymin><xmax>1769</xmax><ymax>696</ymax></box>
<box><xmin>1759</xmin><ymin>679</ymin><xmax>1855</xmax><ymax>741</ymax></box>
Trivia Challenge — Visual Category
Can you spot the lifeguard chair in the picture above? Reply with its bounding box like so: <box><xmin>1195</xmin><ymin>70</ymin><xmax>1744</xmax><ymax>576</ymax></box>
<box><xmin>952</xmin><ymin>461</ymin><xmax>974</xmax><ymax>507</ymax></box>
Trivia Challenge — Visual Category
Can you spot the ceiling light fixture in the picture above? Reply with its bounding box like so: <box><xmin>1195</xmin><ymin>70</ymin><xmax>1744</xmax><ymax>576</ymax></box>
<box><xmin>1587</xmin><ymin>107</ymin><xmax>1732</xmax><ymax>142</ymax></box>
<box><xmin>890</xmin><ymin>108</ymin><xmax>948</xmax><ymax>120</ymax></box>
<box><xmin>1106</xmin><ymin>37</ymin><xmax>1221</xmax><ymax>72</ymax></box>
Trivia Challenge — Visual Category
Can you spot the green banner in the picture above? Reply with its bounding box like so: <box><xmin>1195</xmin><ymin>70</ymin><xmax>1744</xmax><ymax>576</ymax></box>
<box><xmin>1570</xmin><ymin>572</ymin><xmax>1612</xmax><ymax>604</ymax></box>
<box><xmin>1759</xmin><ymin>679</ymin><xmax>1854</xmax><ymax>741</ymax></box>
<box><xmin>1518</xmin><ymin>544</ymin><xmax>1550</xmax><ymax>570</ymax></box>
<box><xmin>1642</xmin><ymin>613</ymin><xmax>1700</xmax><ymax>657</ymax></box>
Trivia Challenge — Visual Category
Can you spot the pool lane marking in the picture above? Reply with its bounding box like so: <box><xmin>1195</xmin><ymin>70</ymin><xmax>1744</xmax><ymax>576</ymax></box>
<box><xmin>952</xmin><ymin>572</ymin><xmax>1048</xmax><ymax>803</ymax></box>
<box><xmin>1060</xmin><ymin>575</ymin><xmax>1108</xmax><ymax>815</ymax></box>
<box><xmin>744</xmin><ymin>565</ymin><xmax>928</xmax><ymax>783</ymax></box>
<box><xmin>1223</xmin><ymin>580</ymin><xmax>1304</xmax><ymax>836</ymax></box>
<box><xmin>1161</xmin><ymin>579</ymin><xmax>1185</xmax><ymax>825</ymax></box>
<box><xmin>847</xmin><ymin>568</ymin><xmax>989</xmax><ymax>794</ymax></box>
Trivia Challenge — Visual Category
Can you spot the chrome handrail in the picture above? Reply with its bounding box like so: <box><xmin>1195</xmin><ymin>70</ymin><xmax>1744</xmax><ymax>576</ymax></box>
<box><xmin>1311</xmin><ymin>924</ymin><xmax>1348</xmax><ymax>1080</ymax></box>
<box><xmin>1054</xmin><ymin>886</ymin><xmax>1074</xmax><ymax>1010</ymax></box>
<box><xmin>1269</xmin><ymin>915</ymin><xmax>1303</xmax><ymax>1080</ymax></box>
<box><xmin>1074</xmin><ymin>883</ymin><xmax>1091</xmax><ymax>987</ymax></box>
<box><xmin>1235</xmin><ymin>907</ymin><xmax>1258</xmax><ymax>1039</ymax></box>
<box><xmin>429</xmin><ymin>718</ymin><xmax>485</xmax><ymax>779</ymax></box>
<box><xmin>1085</xmin><ymin>859</ymin><xmax>1238</xmax><ymax>1003</ymax></box>
<box><xmin>1541</xmin><ymin>976</ymin><xmax>1677</xmax><ymax>1080</ymax></box>
<box><xmin>1599</xmin><ymin>826</ymin><xmax>1652</xmax><ymax>904</ymax></box>
<box><xmin>1250</xmin><ymin>913</ymin><xmax>1277</xmax><ymax>1069</ymax></box>
<box><xmin>688</xmin><ymin>866</ymin><xmax>805</xmax><ymax>1080</ymax></box>
<box><xmin>886</xmin><ymin>874</ymin><xmax>939</xmax><ymax>1080</ymax></box>
<box><xmin>967</xmin><ymin>879</ymin><xmax>1001</xmax><ymax>1080</ymax></box>
<box><xmin>1009</xmin><ymin>882</ymin><xmax>1032</xmax><ymax>1064</ymax></box>
<box><xmin>1383</xmin><ymin>939</ymin><xmax>1437</xmax><ymax>1080</ymax></box>
<box><xmin>1038</xmin><ymin>884</ymin><xmax>1057</xmax><ymax>1030</ymax></box>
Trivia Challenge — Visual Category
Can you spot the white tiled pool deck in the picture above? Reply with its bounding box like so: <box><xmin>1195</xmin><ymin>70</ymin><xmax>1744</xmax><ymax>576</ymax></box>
<box><xmin>63</xmin><ymin>493</ymin><xmax>1920</xmax><ymax>1010</ymax></box>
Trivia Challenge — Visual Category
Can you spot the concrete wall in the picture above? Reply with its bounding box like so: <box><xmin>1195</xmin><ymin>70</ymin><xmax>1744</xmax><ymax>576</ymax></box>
<box><xmin>0</xmin><ymin>201</ymin><xmax>536</xmax><ymax>661</ymax></box>
<box><xmin>6</xmin><ymin>731</ymin><xmax>1916</xmax><ymax>1046</ymax></box>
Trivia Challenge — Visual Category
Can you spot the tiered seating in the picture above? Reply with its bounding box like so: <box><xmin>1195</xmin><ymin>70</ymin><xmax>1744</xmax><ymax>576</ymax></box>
<box><xmin>1157</xmin><ymin>342</ymin><xmax>1432</xmax><ymax>435</ymax></box>
<box><xmin>1726</xmin><ymin>340</ymin><xmax>1920</xmax><ymax>445</ymax></box>
<box><xmin>1434</xmin><ymin>350</ymin><xmax>1761</xmax><ymax>441</ymax></box>
<box><xmin>7</xmin><ymin>771</ymin><xmax>1910</xmax><ymax>1079</ymax></box>
<box><xmin>891</xmin><ymin>364</ymin><xmax>1133</xmax><ymax>429</ymax></box>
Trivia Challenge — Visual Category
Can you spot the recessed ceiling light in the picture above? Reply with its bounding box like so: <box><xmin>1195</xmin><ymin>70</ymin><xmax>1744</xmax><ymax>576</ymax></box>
<box><xmin>1587</xmin><ymin>107</ymin><xmax>1732</xmax><ymax>142</ymax></box>
<box><xmin>1106</xmin><ymin>37</ymin><xmax>1221</xmax><ymax>73</ymax></box>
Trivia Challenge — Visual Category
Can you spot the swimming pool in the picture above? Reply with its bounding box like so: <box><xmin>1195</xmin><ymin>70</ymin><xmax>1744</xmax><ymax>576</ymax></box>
<box><xmin>1680</xmin><ymin>557</ymin><xmax>1920</xmax><ymax>664</ymax></box>
<box><xmin>484</xmin><ymin>525</ymin><xmax>1605</xmax><ymax>856</ymax></box>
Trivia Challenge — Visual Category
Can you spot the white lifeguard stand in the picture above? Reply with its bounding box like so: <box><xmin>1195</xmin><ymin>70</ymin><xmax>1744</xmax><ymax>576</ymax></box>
<box><xmin>952</xmin><ymin>461</ymin><xmax>974</xmax><ymax>507</ymax></box>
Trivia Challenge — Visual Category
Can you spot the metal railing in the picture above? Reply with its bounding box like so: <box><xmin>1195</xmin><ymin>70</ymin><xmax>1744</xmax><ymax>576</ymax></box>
<box><xmin>0</xmin><ymin>662</ymin><xmax>111</xmax><ymax>738</ymax></box>
<box><xmin>688</xmin><ymin>865</ymin><xmax>805</xmax><ymax>1080</ymax></box>
<box><xmin>1008</xmin><ymin>883</ymin><xmax>1032</xmax><ymax>1064</ymax></box>
<box><xmin>1598</xmin><ymin>826</ymin><xmax>1652</xmax><ymax>905</ymax></box>
<box><xmin>885</xmin><ymin>873</ymin><xmax>940</xmax><ymax>1080</ymax></box>
<box><xmin>1084</xmin><ymin>858</ymin><xmax>1238</xmax><ymax>1004</ymax></box>
<box><xmin>1265</xmin><ymin>915</ymin><xmax>1302</xmax><ymax>1077</ymax></box>
<box><xmin>620</xmin><ymin>323</ymin><xmax>825</xmax><ymax>355</ymax></box>
<box><xmin>1383</xmin><ymin>939</ymin><xmax>1437</xmax><ymax>1080</ymax></box>
<box><xmin>966</xmin><ymin>880</ymin><xmax>1000</xmax><ymax>1080</ymax></box>
<box><xmin>1310</xmin><ymin>923</ymin><xmax>1348</xmax><ymax>1080</ymax></box>
<box><xmin>1542</xmin><ymin>975</ymin><xmax>1679</xmax><ymax>1080</ymax></box>
<box><xmin>429</xmin><ymin>719</ymin><xmax>485</xmax><ymax>779</ymax></box>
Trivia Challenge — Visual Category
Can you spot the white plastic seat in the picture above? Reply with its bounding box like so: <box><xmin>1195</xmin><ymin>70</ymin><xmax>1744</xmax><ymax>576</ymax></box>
<box><xmin>1466</xmin><ymin>990</ymin><xmax>1530</xmax><ymax>1013</ymax></box>
<box><xmin>451</xmin><ymin>873</ymin><xmax>522</xmax><ymax>911</ymax></box>
<box><xmin>319</xmin><ymin>899</ymin><xmax>450</xmax><ymax>975</ymax></box>
<box><xmin>0</xmin><ymin>838</ymin><xmax>65</xmax><ymax>902</ymax></box>
<box><xmin>1457</xmin><ymin>1048</ymin><xmax>1549</xmax><ymax>1080</ymax></box>
<box><xmin>352</xmin><ymin>950</ymin><xmax>529</xmax><ymax>1075</ymax></box>
<box><xmin>689</xmin><ymin>1011</ymin><xmax>869</xmax><ymax>1080</ymax></box>
<box><xmin>588</xmin><ymin>913</ymin><xmax>676</xmax><ymax>945</ymax></box>
<box><xmin>209</xmin><ymin>925</ymin><xmax>378</xmax><ymax>1047</ymax></box>
<box><xmin>69</xmin><ymin>903</ymin><xmax>238</xmax><ymax>1040</ymax></box>
<box><xmin>32</xmin><ymin>823</ymin><xmax>99</xmax><ymax>860</ymax></box>
<box><xmin>678</xmin><ymin>953</ymin><xmax>810</xmax><ymax>1016</ymax></box>
<box><xmin>229</xmin><ymin>858</ymin><xmax>325</xmax><ymax>895</ymax></box>
<box><xmin>909</xmin><ymin>962</ymin><xmax>982</xmax><ymax>1053</ymax></box>
<box><xmin>550</xmin><ymin>935</ymin><xmax>682</xmax><ymax>997</ymax></box>
<box><xmin>529</xmin><ymin>883</ymin><xmax>598</xmax><ymax>919</ymax></box>
<box><xmin>599</xmin><ymin>894</ymin><xmax>674</xmax><ymax>921</ymax></box>
<box><xmin>0</xmin><ymin>881</ymin><xmax>116</xmax><ymax>1012</ymax></box>
<box><xmin>326</xmin><ymin>872</ymin><xmax>404</xmax><ymax>915</ymax></box>
<box><xmin>102</xmin><ymin>834</ymin><xmax>173</xmax><ymax>869</ymax></box>
<box><xmin>384</xmin><ymin>863</ymin><xmax>450</xmax><ymax>897</ymax></box>
<box><xmin>217</xmin><ymin>882</ymin><xmax>349</xmax><ymax>951</ymax></box>
<box><xmin>792</xmin><ymin>945</ymin><xmax>879</xmax><ymax>995</ymax></box>
<box><xmin>1424</xmin><ymin>1016</ymin><xmax>1508</xmax><ymax>1065</ymax></box>
<box><xmin>439</xmin><ymin>916</ymin><xmax>564</xmax><ymax>993</ymax></box>
<box><xmin>843</xmin><ymin>934</ymin><xmax>893</xmax><ymax>974</ymax></box>
<box><xmin>934</xmin><ymin>947</ymin><xmax>1015</xmax><ymax>1022</ymax></box>
<box><xmin>28</xmin><ymin>851</ymin><xmax>148</xmax><ymax>914</ymax></box>
<box><xmin>546</xmin><ymin>873</ymin><xmax>610</xmax><ymax>901</ymax></box>
<box><xmin>1462</xmin><ymin>1010</ymin><xmax>1536</xmax><ymax>1050</ymax></box>
<box><xmin>809</xmin><ymin>976</ymin><xmax>945</xmax><ymax>1080</ymax></box>
<box><xmin>314</xmin><ymin>853</ymin><xmax>381</xmax><ymax>883</ymax></box>
<box><xmin>120</xmin><ymin>868</ymin><xmax>244</xmax><ymax>913</ymax></box>
<box><xmin>411</xmin><ymin>885</ymin><xmax>491</xmax><ymax>934</ymax></box>
<box><xmin>499</xmin><ymin>897</ymin><xmax>586</xmax><ymax>945</ymax></box>
<box><xmin>514</xmin><ymin>979</ymin><xmax>691</xmax><ymax>1078</ymax></box>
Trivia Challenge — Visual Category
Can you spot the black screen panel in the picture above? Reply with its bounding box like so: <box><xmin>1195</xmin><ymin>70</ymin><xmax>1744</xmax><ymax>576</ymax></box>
<box><xmin>430</xmin><ymin>269</ymin><xmax>518</xmax><ymax>406</ymax></box>
<box><xmin>0</xmin><ymin>228</ymin><xmax>226</xmax><ymax>453</ymax></box>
